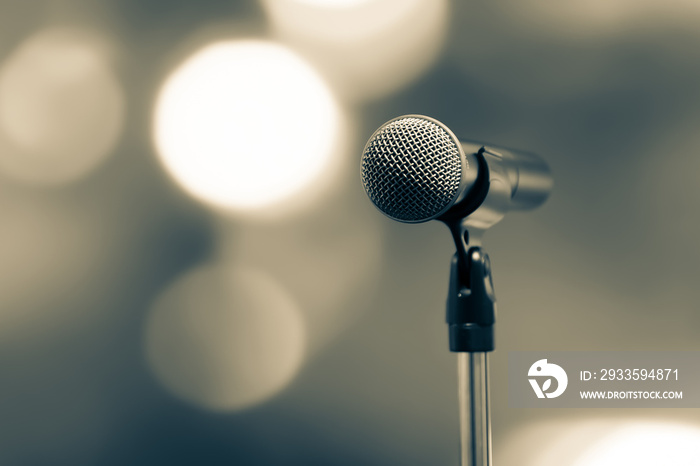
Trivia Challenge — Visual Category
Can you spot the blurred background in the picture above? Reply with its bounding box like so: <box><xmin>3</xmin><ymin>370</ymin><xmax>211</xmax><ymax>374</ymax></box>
<box><xmin>1</xmin><ymin>0</ymin><xmax>700</xmax><ymax>464</ymax></box>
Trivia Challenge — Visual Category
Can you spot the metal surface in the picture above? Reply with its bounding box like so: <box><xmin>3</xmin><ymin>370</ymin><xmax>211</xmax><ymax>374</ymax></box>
<box><xmin>457</xmin><ymin>145</ymin><xmax>552</xmax><ymax>236</ymax></box>
<box><xmin>361</xmin><ymin>115</ymin><xmax>463</xmax><ymax>222</ymax></box>
<box><xmin>458</xmin><ymin>352</ymin><xmax>492</xmax><ymax>466</ymax></box>
<box><xmin>360</xmin><ymin>115</ymin><xmax>551</xmax><ymax>228</ymax></box>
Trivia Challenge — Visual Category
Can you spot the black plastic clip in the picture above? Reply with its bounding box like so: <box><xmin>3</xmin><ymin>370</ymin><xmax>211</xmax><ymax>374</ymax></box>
<box><xmin>446</xmin><ymin>247</ymin><xmax>496</xmax><ymax>353</ymax></box>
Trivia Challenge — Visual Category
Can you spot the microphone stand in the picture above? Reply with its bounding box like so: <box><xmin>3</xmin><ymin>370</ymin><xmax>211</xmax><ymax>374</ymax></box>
<box><xmin>446</xmin><ymin>241</ymin><xmax>496</xmax><ymax>466</ymax></box>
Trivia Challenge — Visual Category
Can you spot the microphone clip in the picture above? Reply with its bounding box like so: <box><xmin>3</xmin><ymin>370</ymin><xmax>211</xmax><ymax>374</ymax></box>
<box><xmin>446</xmin><ymin>244</ymin><xmax>496</xmax><ymax>353</ymax></box>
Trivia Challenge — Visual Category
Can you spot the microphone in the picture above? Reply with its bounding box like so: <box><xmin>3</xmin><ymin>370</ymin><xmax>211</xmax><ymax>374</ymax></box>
<box><xmin>360</xmin><ymin>115</ymin><xmax>552</xmax><ymax>237</ymax></box>
<box><xmin>360</xmin><ymin>114</ymin><xmax>552</xmax><ymax>466</ymax></box>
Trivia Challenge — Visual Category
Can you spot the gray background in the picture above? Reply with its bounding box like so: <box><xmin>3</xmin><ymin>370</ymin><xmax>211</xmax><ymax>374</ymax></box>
<box><xmin>1</xmin><ymin>0</ymin><xmax>700</xmax><ymax>465</ymax></box>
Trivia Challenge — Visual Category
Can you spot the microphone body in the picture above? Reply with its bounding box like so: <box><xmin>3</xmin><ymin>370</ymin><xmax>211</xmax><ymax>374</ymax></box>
<box><xmin>361</xmin><ymin>115</ymin><xmax>552</xmax><ymax>235</ymax></box>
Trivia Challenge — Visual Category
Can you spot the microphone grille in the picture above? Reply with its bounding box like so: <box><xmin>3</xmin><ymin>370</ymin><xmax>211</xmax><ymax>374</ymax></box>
<box><xmin>361</xmin><ymin>116</ymin><xmax>462</xmax><ymax>222</ymax></box>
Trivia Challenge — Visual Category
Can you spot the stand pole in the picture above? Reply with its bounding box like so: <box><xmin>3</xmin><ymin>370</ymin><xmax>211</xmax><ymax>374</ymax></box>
<box><xmin>458</xmin><ymin>352</ymin><xmax>492</xmax><ymax>466</ymax></box>
<box><xmin>446</xmin><ymin>242</ymin><xmax>496</xmax><ymax>466</ymax></box>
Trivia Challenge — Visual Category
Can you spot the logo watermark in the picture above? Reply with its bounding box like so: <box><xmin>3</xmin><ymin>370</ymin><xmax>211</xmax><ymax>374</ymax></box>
<box><xmin>509</xmin><ymin>352</ymin><xmax>700</xmax><ymax>408</ymax></box>
<box><xmin>527</xmin><ymin>359</ymin><xmax>568</xmax><ymax>398</ymax></box>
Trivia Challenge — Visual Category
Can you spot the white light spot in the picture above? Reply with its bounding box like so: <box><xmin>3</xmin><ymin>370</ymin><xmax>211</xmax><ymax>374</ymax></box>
<box><xmin>261</xmin><ymin>0</ymin><xmax>448</xmax><ymax>102</ymax></box>
<box><xmin>0</xmin><ymin>28</ymin><xmax>124</xmax><ymax>185</ymax></box>
<box><xmin>499</xmin><ymin>419</ymin><xmax>700</xmax><ymax>466</ymax></box>
<box><xmin>572</xmin><ymin>422</ymin><xmax>700</xmax><ymax>466</ymax></box>
<box><xmin>145</xmin><ymin>264</ymin><xmax>306</xmax><ymax>411</ymax></box>
<box><xmin>153</xmin><ymin>40</ymin><xmax>341</xmax><ymax>213</ymax></box>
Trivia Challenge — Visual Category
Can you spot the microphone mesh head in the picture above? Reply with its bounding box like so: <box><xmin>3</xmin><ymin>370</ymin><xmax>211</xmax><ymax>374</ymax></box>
<box><xmin>361</xmin><ymin>116</ymin><xmax>462</xmax><ymax>222</ymax></box>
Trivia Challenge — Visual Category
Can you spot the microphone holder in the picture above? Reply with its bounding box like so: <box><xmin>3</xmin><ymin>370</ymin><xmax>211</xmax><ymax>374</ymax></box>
<box><xmin>446</xmin><ymin>226</ymin><xmax>496</xmax><ymax>466</ymax></box>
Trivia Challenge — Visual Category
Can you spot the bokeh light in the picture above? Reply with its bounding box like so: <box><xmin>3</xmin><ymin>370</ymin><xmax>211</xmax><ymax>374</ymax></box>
<box><xmin>0</xmin><ymin>28</ymin><xmax>124</xmax><ymax>185</ymax></box>
<box><xmin>153</xmin><ymin>40</ymin><xmax>341</xmax><ymax>214</ymax></box>
<box><xmin>145</xmin><ymin>264</ymin><xmax>306</xmax><ymax>411</ymax></box>
<box><xmin>572</xmin><ymin>422</ymin><xmax>700</xmax><ymax>466</ymax></box>
<box><xmin>498</xmin><ymin>419</ymin><xmax>700</xmax><ymax>466</ymax></box>
<box><xmin>261</xmin><ymin>0</ymin><xmax>449</xmax><ymax>102</ymax></box>
<box><xmin>216</xmin><ymin>192</ymin><xmax>385</xmax><ymax>352</ymax></box>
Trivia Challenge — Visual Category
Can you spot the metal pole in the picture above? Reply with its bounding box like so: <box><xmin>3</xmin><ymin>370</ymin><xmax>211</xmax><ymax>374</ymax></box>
<box><xmin>458</xmin><ymin>352</ymin><xmax>492</xmax><ymax>466</ymax></box>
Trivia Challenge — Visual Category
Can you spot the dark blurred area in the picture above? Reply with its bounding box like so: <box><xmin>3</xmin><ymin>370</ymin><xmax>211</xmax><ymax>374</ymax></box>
<box><xmin>1</xmin><ymin>0</ymin><xmax>700</xmax><ymax>465</ymax></box>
